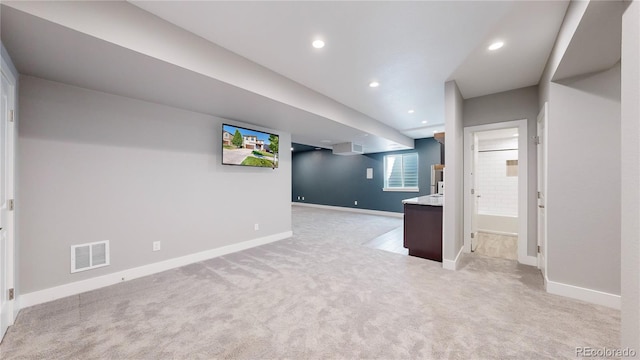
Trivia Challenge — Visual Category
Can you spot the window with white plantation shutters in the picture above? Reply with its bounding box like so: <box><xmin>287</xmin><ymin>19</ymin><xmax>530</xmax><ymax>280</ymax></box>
<box><xmin>383</xmin><ymin>153</ymin><xmax>419</xmax><ymax>192</ymax></box>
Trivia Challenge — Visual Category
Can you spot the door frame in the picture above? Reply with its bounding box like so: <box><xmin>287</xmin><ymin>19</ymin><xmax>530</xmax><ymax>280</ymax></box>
<box><xmin>463</xmin><ymin>119</ymin><xmax>530</xmax><ymax>265</ymax></box>
<box><xmin>470</xmin><ymin>133</ymin><xmax>479</xmax><ymax>252</ymax></box>
<box><xmin>0</xmin><ymin>52</ymin><xmax>17</xmax><ymax>339</ymax></box>
<box><xmin>537</xmin><ymin>103</ymin><xmax>548</xmax><ymax>283</ymax></box>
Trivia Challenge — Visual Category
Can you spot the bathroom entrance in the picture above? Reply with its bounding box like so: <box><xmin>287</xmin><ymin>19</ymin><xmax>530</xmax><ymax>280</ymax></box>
<box><xmin>463</xmin><ymin>120</ymin><xmax>529</xmax><ymax>264</ymax></box>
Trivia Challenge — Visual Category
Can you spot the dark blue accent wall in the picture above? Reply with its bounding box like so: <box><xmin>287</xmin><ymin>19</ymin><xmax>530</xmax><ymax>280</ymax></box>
<box><xmin>292</xmin><ymin>138</ymin><xmax>441</xmax><ymax>213</ymax></box>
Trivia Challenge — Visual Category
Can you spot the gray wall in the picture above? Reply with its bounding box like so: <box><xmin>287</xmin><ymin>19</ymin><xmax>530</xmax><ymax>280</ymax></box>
<box><xmin>547</xmin><ymin>63</ymin><xmax>621</xmax><ymax>295</ymax></box>
<box><xmin>463</xmin><ymin>85</ymin><xmax>539</xmax><ymax>257</ymax></box>
<box><xmin>18</xmin><ymin>76</ymin><xmax>292</xmax><ymax>294</ymax></box>
<box><xmin>291</xmin><ymin>138</ymin><xmax>441</xmax><ymax>213</ymax></box>
<box><xmin>621</xmin><ymin>0</ymin><xmax>639</xmax><ymax>351</ymax></box>
<box><xmin>443</xmin><ymin>80</ymin><xmax>464</xmax><ymax>262</ymax></box>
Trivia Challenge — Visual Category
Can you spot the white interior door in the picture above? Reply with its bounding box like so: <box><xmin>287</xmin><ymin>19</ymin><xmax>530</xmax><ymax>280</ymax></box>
<box><xmin>0</xmin><ymin>66</ymin><xmax>15</xmax><ymax>340</ymax></box>
<box><xmin>537</xmin><ymin>103</ymin><xmax>548</xmax><ymax>280</ymax></box>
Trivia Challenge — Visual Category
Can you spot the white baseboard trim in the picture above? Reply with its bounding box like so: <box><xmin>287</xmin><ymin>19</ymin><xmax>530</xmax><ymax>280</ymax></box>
<box><xmin>292</xmin><ymin>202</ymin><xmax>404</xmax><ymax>218</ymax></box>
<box><xmin>518</xmin><ymin>255</ymin><xmax>538</xmax><ymax>267</ymax></box>
<box><xmin>443</xmin><ymin>246</ymin><xmax>464</xmax><ymax>271</ymax></box>
<box><xmin>20</xmin><ymin>231</ymin><xmax>293</xmax><ymax>309</ymax></box>
<box><xmin>546</xmin><ymin>279</ymin><xmax>621</xmax><ymax>310</ymax></box>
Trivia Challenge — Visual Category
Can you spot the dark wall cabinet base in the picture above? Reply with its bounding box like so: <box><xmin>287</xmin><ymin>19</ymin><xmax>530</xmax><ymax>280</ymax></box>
<box><xmin>403</xmin><ymin>204</ymin><xmax>443</xmax><ymax>262</ymax></box>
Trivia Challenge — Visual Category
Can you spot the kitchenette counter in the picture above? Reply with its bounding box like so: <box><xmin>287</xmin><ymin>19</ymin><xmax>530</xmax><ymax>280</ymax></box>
<box><xmin>402</xmin><ymin>194</ymin><xmax>444</xmax><ymax>206</ymax></box>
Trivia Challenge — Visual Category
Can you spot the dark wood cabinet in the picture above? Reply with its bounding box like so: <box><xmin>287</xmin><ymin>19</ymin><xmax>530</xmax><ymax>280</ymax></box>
<box><xmin>403</xmin><ymin>204</ymin><xmax>443</xmax><ymax>262</ymax></box>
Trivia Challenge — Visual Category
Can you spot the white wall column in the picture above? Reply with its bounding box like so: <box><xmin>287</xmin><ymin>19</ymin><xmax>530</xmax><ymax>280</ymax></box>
<box><xmin>443</xmin><ymin>80</ymin><xmax>464</xmax><ymax>270</ymax></box>
<box><xmin>621</xmin><ymin>0</ymin><xmax>640</xmax><ymax>352</ymax></box>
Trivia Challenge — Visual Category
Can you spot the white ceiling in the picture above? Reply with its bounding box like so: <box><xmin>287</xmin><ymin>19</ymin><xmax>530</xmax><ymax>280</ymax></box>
<box><xmin>1</xmin><ymin>1</ymin><xmax>569</xmax><ymax>153</ymax></box>
<box><xmin>130</xmin><ymin>1</ymin><xmax>569</xmax><ymax>138</ymax></box>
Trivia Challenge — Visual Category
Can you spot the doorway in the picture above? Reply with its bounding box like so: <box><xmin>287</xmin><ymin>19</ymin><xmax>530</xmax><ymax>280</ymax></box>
<box><xmin>464</xmin><ymin>120</ymin><xmax>529</xmax><ymax>264</ymax></box>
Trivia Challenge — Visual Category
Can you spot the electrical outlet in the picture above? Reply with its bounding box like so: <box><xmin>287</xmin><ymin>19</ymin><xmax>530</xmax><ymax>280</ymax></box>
<box><xmin>153</xmin><ymin>241</ymin><xmax>161</xmax><ymax>251</ymax></box>
<box><xmin>354</xmin><ymin>200</ymin><xmax>358</xmax><ymax>206</ymax></box>
<box><xmin>302</xmin><ymin>196</ymin><xmax>305</xmax><ymax>201</ymax></box>
<box><xmin>254</xmin><ymin>223</ymin><xmax>259</xmax><ymax>231</ymax></box>
<box><xmin>297</xmin><ymin>196</ymin><xmax>301</xmax><ymax>200</ymax></box>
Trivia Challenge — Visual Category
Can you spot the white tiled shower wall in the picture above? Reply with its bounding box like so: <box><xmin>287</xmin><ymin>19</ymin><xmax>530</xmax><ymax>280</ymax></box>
<box><xmin>477</xmin><ymin>138</ymin><xmax>518</xmax><ymax>217</ymax></box>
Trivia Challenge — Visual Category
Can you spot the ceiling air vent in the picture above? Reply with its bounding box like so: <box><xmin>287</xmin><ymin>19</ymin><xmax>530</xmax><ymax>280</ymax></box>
<box><xmin>71</xmin><ymin>240</ymin><xmax>110</xmax><ymax>273</ymax></box>
<box><xmin>332</xmin><ymin>142</ymin><xmax>364</xmax><ymax>156</ymax></box>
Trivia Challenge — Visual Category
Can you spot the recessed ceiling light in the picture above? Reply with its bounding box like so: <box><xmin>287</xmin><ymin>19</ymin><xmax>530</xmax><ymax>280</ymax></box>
<box><xmin>422</xmin><ymin>120</ymin><xmax>428</xmax><ymax>124</ymax></box>
<box><xmin>408</xmin><ymin>109</ymin><xmax>415</xmax><ymax>114</ymax></box>
<box><xmin>315</xmin><ymin>147</ymin><xmax>321</xmax><ymax>150</ymax></box>
<box><xmin>369</xmin><ymin>81</ymin><xmax>380</xmax><ymax>88</ymax></box>
<box><xmin>488</xmin><ymin>41</ymin><xmax>504</xmax><ymax>51</ymax></box>
<box><xmin>312</xmin><ymin>40</ymin><xmax>325</xmax><ymax>49</ymax></box>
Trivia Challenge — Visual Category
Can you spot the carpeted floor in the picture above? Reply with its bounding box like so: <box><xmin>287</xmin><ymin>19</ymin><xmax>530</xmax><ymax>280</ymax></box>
<box><xmin>0</xmin><ymin>206</ymin><xmax>620</xmax><ymax>359</ymax></box>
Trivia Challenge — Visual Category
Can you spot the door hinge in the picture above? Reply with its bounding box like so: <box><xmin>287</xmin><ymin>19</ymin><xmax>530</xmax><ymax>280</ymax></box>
<box><xmin>537</xmin><ymin>245</ymin><xmax>541</xmax><ymax>253</ymax></box>
<box><xmin>9</xmin><ymin>288</ymin><xmax>14</xmax><ymax>300</ymax></box>
<box><xmin>9</xmin><ymin>110</ymin><xmax>14</xmax><ymax>123</ymax></box>
<box><xmin>534</xmin><ymin>136</ymin><xmax>540</xmax><ymax>145</ymax></box>
<box><xmin>471</xmin><ymin>144</ymin><xmax>475</xmax><ymax>151</ymax></box>
<box><xmin>537</xmin><ymin>191</ymin><xmax>541</xmax><ymax>199</ymax></box>
<box><xmin>8</xmin><ymin>199</ymin><xmax>14</xmax><ymax>211</ymax></box>
<box><xmin>471</xmin><ymin>188</ymin><xmax>475</xmax><ymax>195</ymax></box>
<box><xmin>471</xmin><ymin>232</ymin><xmax>475</xmax><ymax>239</ymax></box>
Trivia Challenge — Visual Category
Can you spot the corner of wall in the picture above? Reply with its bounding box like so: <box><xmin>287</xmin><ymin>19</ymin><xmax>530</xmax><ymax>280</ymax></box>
<box><xmin>442</xmin><ymin>246</ymin><xmax>463</xmax><ymax>271</ymax></box>
<box><xmin>443</xmin><ymin>80</ymin><xmax>464</xmax><ymax>262</ymax></box>
<box><xmin>1</xmin><ymin>42</ymin><xmax>19</xmax><ymax>79</ymax></box>
<box><xmin>538</xmin><ymin>0</ymin><xmax>589</xmax><ymax>107</ymax></box>
<box><xmin>621</xmin><ymin>0</ymin><xmax>640</xmax><ymax>351</ymax></box>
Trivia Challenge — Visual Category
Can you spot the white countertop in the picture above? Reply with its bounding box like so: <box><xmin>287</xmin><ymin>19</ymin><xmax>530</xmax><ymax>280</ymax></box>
<box><xmin>402</xmin><ymin>194</ymin><xmax>444</xmax><ymax>207</ymax></box>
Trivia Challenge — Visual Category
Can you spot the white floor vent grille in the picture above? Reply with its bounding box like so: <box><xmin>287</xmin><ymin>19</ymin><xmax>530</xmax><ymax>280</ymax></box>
<box><xmin>71</xmin><ymin>240</ymin><xmax>110</xmax><ymax>273</ymax></box>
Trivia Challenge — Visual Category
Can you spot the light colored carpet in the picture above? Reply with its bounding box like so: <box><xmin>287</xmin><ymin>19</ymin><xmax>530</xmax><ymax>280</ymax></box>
<box><xmin>0</xmin><ymin>206</ymin><xmax>619</xmax><ymax>359</ymax></box>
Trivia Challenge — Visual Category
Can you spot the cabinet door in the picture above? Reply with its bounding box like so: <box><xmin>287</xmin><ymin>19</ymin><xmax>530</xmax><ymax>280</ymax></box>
<box><xmin>403</xmin><ymin>204</ymin><xmax>443</xmax><ymax>262</ymax></box>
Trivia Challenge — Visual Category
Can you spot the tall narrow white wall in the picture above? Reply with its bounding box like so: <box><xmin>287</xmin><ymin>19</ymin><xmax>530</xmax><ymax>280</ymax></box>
<box><xmin>621</xmin><ymin>0</ymin><xmax>640</xmax><ymax>351</ymax></box>
<box><xmin>547</xmin><ymin>63</ymin><xmax>621</xmax><ymax>296</ymax></box>
<box><xmin>443</xmin><ymin>80</ymin><xmax>464</xmax><ymax>266</ymax></box>
<box><xmin>18</xmin><ymin>76</ymin><xmax>292</xmax><ymax>295</ymax></box>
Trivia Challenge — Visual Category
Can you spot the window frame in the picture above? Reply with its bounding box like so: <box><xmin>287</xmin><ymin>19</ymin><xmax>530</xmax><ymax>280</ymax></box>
<box><xmin>382</xmin><ymin>152</ymin><xmax>419</xmax><ymax>192</ymax></box>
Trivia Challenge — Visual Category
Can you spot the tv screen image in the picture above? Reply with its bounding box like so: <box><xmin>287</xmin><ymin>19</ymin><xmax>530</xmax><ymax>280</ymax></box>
<box><xmin>222</xmin><ymin>124</ymin><xmax>279</xmax><ymax>168</ymax></box>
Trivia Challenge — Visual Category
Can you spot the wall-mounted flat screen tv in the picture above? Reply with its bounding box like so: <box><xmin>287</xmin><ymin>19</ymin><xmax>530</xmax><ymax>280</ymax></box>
<box><xmin>222</xmin><ymin>124</ymin><xmax>279</xmax><ymax>168</ymax></box>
